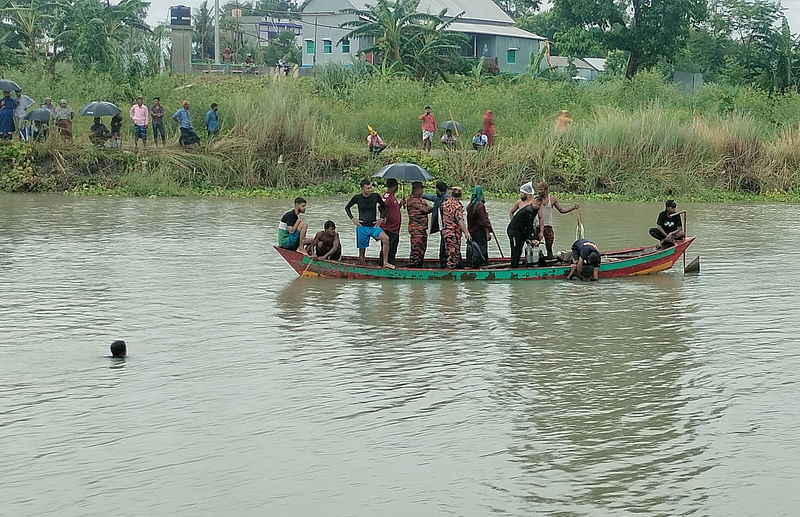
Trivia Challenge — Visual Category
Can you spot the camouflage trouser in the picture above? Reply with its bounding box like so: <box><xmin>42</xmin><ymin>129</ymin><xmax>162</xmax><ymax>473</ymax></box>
<box><xmin>443</xmin><ymin>229</ymin><xmax>462</xmax><ymax>269</ymax></box>
<box><xmin>409</xmin><ymin>228</ymin><xmax>428</xmax><ymax>267</ymax></box>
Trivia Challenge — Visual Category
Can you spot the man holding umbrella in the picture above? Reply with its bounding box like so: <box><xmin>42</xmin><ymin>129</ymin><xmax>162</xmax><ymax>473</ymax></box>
<box><xmin>0</xmin><ymin>91</ymin><xmax>15</xmax><ymax>140</ymax></box>
<box><xmin>381</xmin><ymin>178</ymin><xmax>403</xmax><ymax>266</ymax></box>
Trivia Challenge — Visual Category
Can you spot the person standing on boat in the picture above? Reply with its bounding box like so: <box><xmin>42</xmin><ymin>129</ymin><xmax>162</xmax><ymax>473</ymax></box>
<box><xmin>466</xmin><ymin>186</ymin><xmax>494</xmax><ymax>266</ymax></box>
<box><xmin>278</xmin><ymin>197</ymin><xmax>311</xmax><ymax>255</ymax></box>
<box><xmin>381</xmin><ymin>178</ymin><xmax>403</xmax><ymax>266</ymax></box>
<box><xmin>507</xmin><ymin>195</ymin><xmax>542</xmax><ymax>268</ymax></box>
<box><xmin>308</xmin><ymin>221</ymin><xmax>341</xmax><ymax>261</ymax></box>
<box><xmin>423</xmin><ymin>181</ymin><xmax>450</xmax><ymax>268</ymax></box>
<box><xmin>441</xmin><ymin>187</ymin><xmax>471</xmax><ymax>269</ymax></box>
<box><xmin>537</xmin><ymin>181</ymin><xmax>579</xmax><ymax>259</ymax></box>
<box><xmin>509</xmin><ymin>182</ymin><xmax>543</xmax><ymax>242</ymax></box>
<box><xmin>566</xmin><ymin>238</ymin><xmax>601</xmax><ymax>281</ymax></box>
<box><xmin>345</xmin><ymin>179</ymin><xmax>394</xmax><ymax>269</ymax></box>
<box><xmin>406</xmin><ymin>181</ymin><xmax>433</xmax><ymax>268</ymax></box>
<box><xmin>649</xmin><ymin>200</ymin><xmax>685</xmax><ymax>248</ymax></box>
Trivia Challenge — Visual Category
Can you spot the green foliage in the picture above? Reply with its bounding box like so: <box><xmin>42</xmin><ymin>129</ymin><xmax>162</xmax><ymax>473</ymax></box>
<box><xmin>339</xmin><ymin>0</ymin><xmax>468</xmax><ymax>82</ymax></box>
<box><xmin>262</xmin><ymin>30</ymin><xmax>301</xmax><ymax>65</ymax></box>
<box><xmin>552</xmin><ymin>0</ymin><xmax>707</xmax><ymax>78</ymax></box>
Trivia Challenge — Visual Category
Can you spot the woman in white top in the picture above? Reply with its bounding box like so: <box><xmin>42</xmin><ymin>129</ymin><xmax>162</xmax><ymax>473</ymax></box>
<box><xmin>537</xmin><ymin>181</ymin><xmax>579</xmax><ymax>258</ymax></box>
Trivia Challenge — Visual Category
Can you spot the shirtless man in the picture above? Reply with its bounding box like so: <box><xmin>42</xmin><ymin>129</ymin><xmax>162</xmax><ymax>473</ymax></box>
<box><xmin>509</xmin><ymin>182</ymin><xmax>543</xmax><ymax>242</ymax></box>
<box><xmin>308</xmin><ymin>221</ymin><xmax>342</xmax><ymax>260</ymax></box>
<box><xmin>538</xmin><ymin>181</ymin><xmax>579</xmax><ymax>258</ymax></box>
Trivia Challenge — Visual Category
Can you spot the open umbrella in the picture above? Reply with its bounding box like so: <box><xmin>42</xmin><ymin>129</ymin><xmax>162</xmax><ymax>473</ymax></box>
<box><xmin>372</xmin><ymin>162</ymin><xmax>432</xmax><ymax>182</ymax></box>
<box><xmin>0</xmin><ymin>79</ymin><xmax>21</xmax><ymax>91</ymax></box>
<box><xmin>438</xmin><ymin>120</ymin><xmax>464</xmax><ymax>132</ymax></box>
<box><xmin>25</xmin><ymin>108</ymin><xmax>53</xmax><ymax>122</ymax></box>
<box><xmin>79</xmin><ymin>101</ymin><xmax>120</xmax><ymax>117</ymax></box>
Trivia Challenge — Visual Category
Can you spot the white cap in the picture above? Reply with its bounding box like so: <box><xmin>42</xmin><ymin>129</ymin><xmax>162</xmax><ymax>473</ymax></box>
<box><xmin>519</xmin><ymin>182</ymin><xmax>534</xmax><ymax>195</ymax></box>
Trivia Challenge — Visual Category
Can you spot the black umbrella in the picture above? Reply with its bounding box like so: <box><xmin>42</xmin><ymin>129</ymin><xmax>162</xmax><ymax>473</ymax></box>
<box><xmin>0</xmin><ymin>79</ymin><xmax>21</xmax><ymax>91</ymax></box>
<box><xmin>438</xmin><ymin>120</ymin><xmax>464</xmax><ymax>133</ymax></box>
<box><xmin>79</xmin><ymin>101</ymin><xmax>120</xmax><ymax>117</ymax></box>
<box><xmin>26</xmin><ymin>108</ymin><xmax>53</xmax><ymax>122</ymax></box>
<box><xmin>373</xmin><ymin>162</ymin><xmax>432</xmax><ymax>182</ymax></box>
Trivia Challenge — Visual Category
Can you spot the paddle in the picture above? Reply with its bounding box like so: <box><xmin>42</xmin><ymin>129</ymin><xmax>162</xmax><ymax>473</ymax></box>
<box><xmin>491</xmin><ymin>231</ymin><xmax>505</xmax><ymax>258</ymax></box>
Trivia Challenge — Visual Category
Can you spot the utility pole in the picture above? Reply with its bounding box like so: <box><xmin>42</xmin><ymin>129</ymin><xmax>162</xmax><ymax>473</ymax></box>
<box><xmin>214</xmin><ymin>0</ymin><xmax>221</xmax><ymax>64</ymax></box>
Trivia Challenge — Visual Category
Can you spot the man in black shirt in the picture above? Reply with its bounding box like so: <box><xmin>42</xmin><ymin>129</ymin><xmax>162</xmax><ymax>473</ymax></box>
<box><xmin>566</xmin><ymin>238</ymin><xmax>601</xmax><ymax>281</ymax></box>
<box><xmin>278</xmin><ymin>197</ymin><xmax>310</xmax><ymax>254</ymax></box>
<box><xmin>345</xmin><ymin>179</ymin><xmax>394</xmax><ymax>269</ymax></box>
<box><xmin>649</xmin><ymin>199</ymin><xmax>685</xmax><ymax>248</ymax></box>
<box><xmin>507</xmin><ymin>195</ymin><xmax>542</xmax><ymax>268</ymax></box>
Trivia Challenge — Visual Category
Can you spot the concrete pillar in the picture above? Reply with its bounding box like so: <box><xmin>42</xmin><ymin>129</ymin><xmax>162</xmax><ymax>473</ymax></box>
<box><xmin>171</xmin><ymin>25</ymin><xmax>193</xmax><ymax>75</ymax></box>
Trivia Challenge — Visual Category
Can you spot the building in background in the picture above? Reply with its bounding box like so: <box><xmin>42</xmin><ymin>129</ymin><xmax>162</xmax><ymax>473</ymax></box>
<box><xmin>299</xmin><ymin>0</ymin><xmax>545</xmax><ymax>73</ymax></box>
<box><xmin>547</xmin><ymin>56</ymin><xmax>607</xmax><ymax>81</ymax></box>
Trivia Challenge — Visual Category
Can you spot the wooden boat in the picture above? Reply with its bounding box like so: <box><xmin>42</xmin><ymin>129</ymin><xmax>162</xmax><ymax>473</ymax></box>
<box><xmin>274</xmin><ymin>237</ymin><xmax>695</xmax><ymax>280</ymax></box>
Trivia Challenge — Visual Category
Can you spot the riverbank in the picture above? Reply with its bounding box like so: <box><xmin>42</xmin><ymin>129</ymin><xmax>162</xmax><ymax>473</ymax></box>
<box><xmin>2</xmin><ymin>67</ymin><xmax>800</xmax><ymax>200</ymax></box>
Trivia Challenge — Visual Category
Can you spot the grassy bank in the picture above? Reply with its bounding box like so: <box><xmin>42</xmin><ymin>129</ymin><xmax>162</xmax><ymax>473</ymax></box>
<box><xmin>2</xmin><ymin>65</ymin><xmax>800</xmax><ymax>200</ymax></box>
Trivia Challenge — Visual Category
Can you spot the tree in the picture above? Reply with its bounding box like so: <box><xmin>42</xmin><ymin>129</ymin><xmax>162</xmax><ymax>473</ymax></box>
<box><xmin>193</xmin><ymin>0</ymin><xmax>214</xmax><ymax>61</ymax></box>
<box><xmin>553</xmin><ymin>0</ymin><xmax>707</xmax><ymax>78</ymax></box>
<box><xmin>340</xmin><ymin>0</ymin><xmax>452</xmax><ymax>63</ymax></box>
<box><xmin>262</xmin><ymin>29</ymin><xmax>300</xmax><ymax>64</ymax></box>
<box><xmin>339</xmin><ymin>0</ymin><xmax>466</xmax><ymax>81</ymax></box>
<box><xmin>491</xmin><ymin>0</ymin><xmax>540</xmax><ymax>19</ymax></box>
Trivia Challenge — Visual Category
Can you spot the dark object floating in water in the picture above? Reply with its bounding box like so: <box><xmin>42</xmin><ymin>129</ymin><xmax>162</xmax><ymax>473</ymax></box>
<box><xmin>685</xmin><ymin>256</ymin><xmax>700</xmax><ymax>274</ymax></box>
<box><xmin>110</xmin><ymin>340</ymin><xmax>127</xmax><ymax>357</ymax></box>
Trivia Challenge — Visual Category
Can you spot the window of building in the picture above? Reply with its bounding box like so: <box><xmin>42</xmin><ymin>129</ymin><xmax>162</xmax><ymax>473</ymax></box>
<box><xmin>341</xmin><ymin>39</ymin><xmax>350</xmax><ymax>53</ymax></box>
<box><xmin>507</xmin><ymin>48</ymin><xmax>517</xmax><ymax>64</ymax></box>
<box><xmin>323</xmin><ymin>39</ymin><xmax>332</xmax><ymax>54</ymax></box>
<box><xmin>305</xmin><ymin>40</ymin><xmax>314</xmax><ymax>55</ymax></box>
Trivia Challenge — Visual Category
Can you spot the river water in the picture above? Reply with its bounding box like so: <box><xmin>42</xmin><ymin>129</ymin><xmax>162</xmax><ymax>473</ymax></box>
<box><xmin>1</xmin><ymin>193</ymin><xmax>798</xmax><ymax>516</ymax></box>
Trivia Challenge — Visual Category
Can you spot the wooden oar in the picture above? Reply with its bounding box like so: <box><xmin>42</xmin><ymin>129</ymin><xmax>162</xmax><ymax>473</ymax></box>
<box><xmin>491</xmin><ymin>231</ymin><xmax>505</xmax><ymax>258</ymax></box>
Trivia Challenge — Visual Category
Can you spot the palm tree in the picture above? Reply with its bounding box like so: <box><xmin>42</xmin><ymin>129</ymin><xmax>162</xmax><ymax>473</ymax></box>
<box><xmin>339</xmin><ymin>0</ymin><xmax>449</xmax><ymax>63</ymax></box>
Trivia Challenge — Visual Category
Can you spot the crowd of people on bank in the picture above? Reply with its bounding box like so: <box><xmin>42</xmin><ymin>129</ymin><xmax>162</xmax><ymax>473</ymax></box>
<box><xmin>366</xmin><ymin>106</ymin><xmax>574</xmax><ymax>155</ymax></box>
<box><xmin>1</xmin><ymin>88</ymin><xmax>221</xmax><ymax>148</ymax></box>
<box><xmin>277</xmin><ymin>178</ymin><xmax>686</xmax><ymax>281</ymax></box>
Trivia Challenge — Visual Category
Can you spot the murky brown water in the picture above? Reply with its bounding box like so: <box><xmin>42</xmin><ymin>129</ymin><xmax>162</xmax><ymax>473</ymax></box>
<box><xmin>1</xmin><ymin>194</ymin><xmax>799</xmax><ymax>515</ymax></box>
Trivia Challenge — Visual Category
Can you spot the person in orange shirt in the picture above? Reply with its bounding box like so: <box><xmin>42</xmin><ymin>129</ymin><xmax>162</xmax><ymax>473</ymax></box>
<box><xmin>482</xmin><ymin>110</ymin><xmax>495</xmax><ymax>147</ymax></box>
<box><xmin>419</xmin><ymin>105</ymin><xmax>436</xmax><ymax>152</ymax></box>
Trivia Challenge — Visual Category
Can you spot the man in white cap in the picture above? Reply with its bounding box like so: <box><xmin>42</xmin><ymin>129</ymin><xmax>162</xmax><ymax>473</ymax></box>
<box><xmin>508</xmin><ymin>182</ymin><xmax>543</xmax><ymax>243</ymax></box>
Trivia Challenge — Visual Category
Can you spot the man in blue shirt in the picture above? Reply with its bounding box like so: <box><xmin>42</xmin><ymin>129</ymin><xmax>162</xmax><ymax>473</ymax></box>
<box><xmin>205</xmin><ymin>103</ymin><xmax>219</xmax><ymax>139</ymax></box>
<box><xmin>172</xmin><ymin>100</ymin><xmax>200</xmax><ymax>146</ymax></box>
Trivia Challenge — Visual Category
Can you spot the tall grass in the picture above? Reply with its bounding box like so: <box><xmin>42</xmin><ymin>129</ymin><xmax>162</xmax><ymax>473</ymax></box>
<box><xmin>3</xmin><ymin>64</ymin><xmax>800</xmax><ymax>196</ymax></box>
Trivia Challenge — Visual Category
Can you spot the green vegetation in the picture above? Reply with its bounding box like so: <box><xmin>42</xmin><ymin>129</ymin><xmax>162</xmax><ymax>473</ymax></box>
<box><xmin>1</xmin><ymin>66</ymin><xmax>800</xmax><ymax>201</ymax></box>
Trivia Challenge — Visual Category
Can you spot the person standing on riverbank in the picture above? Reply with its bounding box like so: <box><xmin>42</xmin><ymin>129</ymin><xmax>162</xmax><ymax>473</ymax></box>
<box><xmin>537</xmin><ymin>181</ymin><xmax>579</xmax><ymax>258</ymax></box>
<box><xmin>423</xmin><ymin>181</ymin><xmax>450</xmax><ymax>268</ymax></box>
<box><xmin>42</xmin><ymin>98</ymin><xmax>56</xmax><ymax>117</ymax></box>
<box><xmin>0</xmin><ymin>92</ymin><xmax>15</xmax><ymax>140</ymax></box>
<box><xmin>54</xmin><ymin>99</ymin><xmax>74</xmax><ymax>142</ymax></box>
<box><xmin>150</xmin><ymin>98</ymin><xmax>165</xmax><ymax>147</ymax></box>
<box><xmin>345</xmin><ymin>179</ymin><xmax>393</xmax><ymax>268</ymax></box>
<box><xmin>466</xmin><ymin>186</ymin><xmax>493</xmax><ymax>266</ymax></box>
<box><xmin>441</xmin><ymin>187</ymin><xmax>471</xmax><ymax>269</ymax></box>
<box><xmin>381</xmin><ymin>178</ymin><xmax>402</xmax><ymax>266</ymax></box>
<box><xmin>278</xmin><ymin>197</ymin><xmax>311</xmax><ymax>255</ymax></box>
<box><xmin>419</xmin><ymin>106</ymin><xmax>436</xmax><ymax>152</ymax></box>
<box><xmin>205</xmin><ymin>103</ymin><xmax>219</xmax><ymax>140</ymax></box>
<box><xmin>110</xmin><ymin>113</ymin><xmax>122</xmax><ymax>148</ymax></box>
<box><xmin>406</xmin><ymin>181</ymin><xmax>433</xmax><ymax>268</ymax></box>
<box><xmin>483</xmin><ymin>110</ymin><xmax>495</xmax><ymax>147</ymax></box>
<box><xmin>129</xmin><ymin>97</ymin><xmax>148</xmax><ymax>149</ymax></box>
<box><xmin>13</xmin><ymin>90</ymin><xmax>33</xmax><ymax>140</ymax></box>
<box><xmin>555</xmin><ymin>110</ymin><xmax>572</xmax><ymax>133</ymax></box>
<box><xmin>173</xmin><ymin>100</ymin><xmax>200</xmax><ymax>146</ymax></box>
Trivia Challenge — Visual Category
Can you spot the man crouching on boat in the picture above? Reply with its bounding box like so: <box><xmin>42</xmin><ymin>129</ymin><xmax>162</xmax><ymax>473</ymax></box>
<box><xmin>567</xmin><ymin>238</ymin><xmax>601</xmax><ymax>281</ymax></box>
<box><xmin>345</xmin><ymin>179</ymin><xmax>395</xmax><ymax>269</ymax></box>
<box><xmin>278</xmin><ymin>197</ymin><xmax>312</xmax><ymax>256</ymax></box>
<box><xmin>308</xmin><ymin>221</ymin><xmax>342</xmax><ymax>261</ymax></box>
